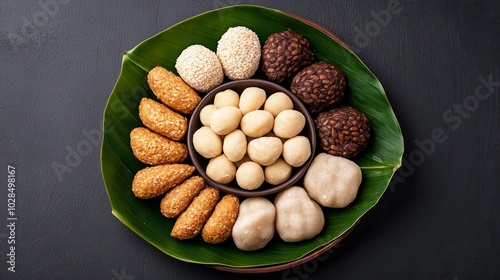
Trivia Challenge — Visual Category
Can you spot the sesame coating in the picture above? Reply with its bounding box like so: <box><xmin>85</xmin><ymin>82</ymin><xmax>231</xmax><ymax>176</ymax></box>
<box><xmin>132</xmin><ymin>164</ymin><xmax>195</xmax><ymax>199</ymax></box>
<box><xmin>160</xmin><ymin>176</ymin><xmax>206</xmax><ymax>218</ymax></box>
<box><xmin>130</xmin><ymin>127</ymin><xmax>188</xmax><ymax>165</ymax></box>
<box><xmin>139</xmin><ymin>98</ymin><xmax>188</xmax><ymax>141</ymax></box>
<box><xmin>202</xmin><ymin>194</ymin><xmax>239</xmax><ymax>244</ymax></box>
<box><xmin>147</xmin><ymin>66</ymin><xmax>201</xmax><ymax>114</ymax></box>
<box><xmin>217</xmin><ymin>26</ymin><xmax>261</xmax><ymax>80</ymax></box>
<box><xmin>171</xmin><ymin>187</ymin><xmax>220</xmax><ymax>240</ymax></box>
<box><xmin>175</xmin><ymin>45</ymin><xmax>224</xmax><ymax>93</ymax></box>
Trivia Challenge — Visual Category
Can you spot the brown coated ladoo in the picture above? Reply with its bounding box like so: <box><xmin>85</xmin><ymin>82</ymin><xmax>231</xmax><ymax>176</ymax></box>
<box><xmin>315</xmin><ymin>106</ymin><xmax>370</xmax><ymax>158</ymax></box>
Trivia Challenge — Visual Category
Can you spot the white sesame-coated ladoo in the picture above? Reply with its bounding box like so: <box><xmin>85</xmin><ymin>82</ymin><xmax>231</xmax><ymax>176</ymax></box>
<box><xmin>175</xmin><ymin>45</ymin><xmax>224</xmax><ymax>93</ymax></box>
<box><xmin>217</xmin><ymin>26</ymin><xmax>261</xmax><ymax>80</ymax></box>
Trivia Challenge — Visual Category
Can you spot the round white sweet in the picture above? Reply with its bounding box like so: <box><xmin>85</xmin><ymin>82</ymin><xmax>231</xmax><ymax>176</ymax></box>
<box><xmin>264</xmin><ymin>158</ymin><xmax>292</xmax><ymax>185</ymax></box>
<box><xmin>273</xmin><ymin>109</ymin><xmax>305</xmax><ymax>139</ymax></box>
<box><xmin>199</xmin><ymin>104</ymin><xmax>217</xmax><ymax>127</ymax></box>
<box><xmin>236</xmin><ymin>161</ymin><xmax>265</xmax><ymax>190</ymax></box>
<box><xmin>240</xmin><ymin>110</ymin><xmax>274</xmax><ymax>138</ymax></box>
<box><xmin>192</xmin><ymin>126</ymin><xmax>222</xmax><ymax>158</ymax></box>
<box><xmin>214</xmin><ymin>89</ymin><xmax>239</xmax><ymax>108</ymax></box>
<box><xmin>210</xmin><ymin>106</ymin><xmax>242</xmax><ymax>135</ymax></box>
<box><xmin>223</xmin><ymin>129</ymin><xmax>247</xmax><ymax>162</ymax></box>
<box><xmin>247</xmin><ymin>137</ymin><xmax>283</xmax><ymax>166</ymax></box>
<box><xmin>206</xmin><ymin>154</ymin><xmax>236</xmax><ymax>184</ymax></box>
<box><xmin>264</xmin><ymin>92</ymin><xmax>293</xmax><ymax>117</ymax></box>
<box><xmin>239</xmin><ymin>87</ymin><xmax>266</xmax><ymax>115</ymax></box>
<box><xmin>282</xmin><ymin>136</ymin><xmax>311</xmax><ymax>167</ymax></box>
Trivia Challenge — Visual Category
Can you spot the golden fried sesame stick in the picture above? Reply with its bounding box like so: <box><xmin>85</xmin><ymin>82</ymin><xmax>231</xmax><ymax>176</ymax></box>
<box><xmin>171</xmin><ymin>187</ymin><xmax>220</xmax><ymax>240</ymax></box>
<box><xmin>139</xmin><ymin>98</ymin><xmax>188</xmax><ymax>141</ymax></box>
<box><xmin>130</xmin><ymin>127</ymin><xmax>187</xmax><ymax>165</ymax></box>
<box><xmin>147</xmin><ymin>66</ymin><xmax>201</xmax><ymax>115</ymax></box>
<box><xmin>132</xmin><ymin>164</ymin><xmax>194</xmax><ymax>199</ymax></box>
<box><xmin>202</xmin><ymin>194</ymin><xmax>239</xmax><ymax>244</ymax></box>
<box><xmin>160</xmin><ymin>176</ymin><xmax>205</xmax><ymax>218</ymax></box>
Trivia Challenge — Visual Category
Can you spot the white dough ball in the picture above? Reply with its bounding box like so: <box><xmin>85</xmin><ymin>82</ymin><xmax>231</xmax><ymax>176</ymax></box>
<box><xmin>206</xmin><ymin>154</ymin><xmax>236</xmax><ymax>184</ymax></box>
<box><xmin>214</xmin><ymin>89</ymin><xmax>239</xmax><ymax>108</ymax></box>
<box><xmin>247</xmin><ymin>137</ymin><xmax>283</xmax><ymax>166</ymax></box>
<box><xmin>282</xmin><ymin>136</ymin><xmax>311</xmax><ymax>167</ymax></box>
<box><xmin>210</xmin><ymin>106</ymin><xmax>242</xmax><ymax>135</ymax></box>
<box><xmin>240</xmin><ymin>110</ymin><xmax>274</xmax><ymax>138</ymax></box>
<box><xmin>273</xmin><ymin>109</ymin><xmax>305</xmax><ymax>139</ymax></box>
<box><xmin>193</xmin><ymin>126</ymin><xmax>222</xmax><ymax>158</ymax></box>
<box><xmin>239</xmin><ymin>87</ymin><xmax>266</xmax><ymax>115</ymax></box>
<box><xmin>223</xmin><ymin>129</ymin><xmax>247</xmax><ymax>162</ymax></box>
<box><xmin>264</xmin><ymin>158</ymin><xmax>292</xmax><ymax>185</ymax></box>
<box><xmin>236</xmin><ymin>161</ymin><xmax>265</xmax><ymax>190</ymax></box>
<box><xmin>264</xmin><ymin>92</ymin><xmax>293</xmax><ymax>117</ymax></box>
<box><xmin>199</xmin><ymin>104</ymin><xmax>217</xmax><ymax>127</ymax></box>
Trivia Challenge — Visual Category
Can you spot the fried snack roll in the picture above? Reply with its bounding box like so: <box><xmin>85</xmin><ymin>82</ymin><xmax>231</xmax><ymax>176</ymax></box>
<box><xmin>130</xmin><ymin>127</ymin><xmax>188</xmax><ymax>165</ymax></box>
<box><xmin>202</xmin><ymin>194</ymin><xmax>239</xmax><ymax>244</ymax></box>
<box><xmin>171</xmin><ymin>187</ymin><xmax>220</xmax><ymax>240</ymax></box>
<box><xmin>147</xmin><ymin>66</ymin><xmax>201</xmax><ymax>114</ymax></box>
<box><xmin>160</xmin><ymin>176</ymin><xmax>205</xmax><ymax>218</ymax></box>
<box><xmin>139</xmin><ymin>98</ymin><xmax>188</xmax><ymax>141</ymax></box>
<box><xmin>132</xmin><ymin>164</ymin><xmax>195</xmax><ymax>199</ymax></box>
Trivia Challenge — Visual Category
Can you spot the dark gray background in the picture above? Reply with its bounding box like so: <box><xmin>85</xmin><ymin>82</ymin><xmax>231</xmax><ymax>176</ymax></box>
<box><xmin>1</xmin><ymin>0</ymin><xmax>499</xmax><ymax>279</ymax></box>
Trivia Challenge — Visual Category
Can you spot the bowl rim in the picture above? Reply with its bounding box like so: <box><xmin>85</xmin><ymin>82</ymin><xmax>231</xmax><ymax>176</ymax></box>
<box><xmin>187</xmin><ymin>78</ymin><xmax>317</xmax><ymax>197</ymax></box>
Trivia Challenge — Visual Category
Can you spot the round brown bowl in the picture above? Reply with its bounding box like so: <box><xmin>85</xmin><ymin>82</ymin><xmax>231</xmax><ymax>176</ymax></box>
<box><xmin>187</xmin><ymin>79</ymin><xmax>316</xmax><ymax>197</ymax></box>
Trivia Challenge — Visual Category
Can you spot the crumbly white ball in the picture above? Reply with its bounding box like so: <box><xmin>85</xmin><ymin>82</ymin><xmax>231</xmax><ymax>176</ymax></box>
<box><xmin>264</xmin><ymin>92</ymin><xmax>294</xmax><ymax>117</ymax></box>
<box><xmin>199</xmin><ymin>104</ymin><xmax>217</xmax><ymax>127</ymax></box>
<box><xmin>217</xmin><ymin>26</ymin><xmax>261</xmax><ymax>80</ymax></box>
<box><xmin>236</xmin><ymin>161</ymin><xmax>265</xmax><ymax>190</ymax></box>
<box><xmin>193</xmin><ymin>126</ymin><xmax>222</xmax><ymax>158</ymax></box>
<box><xmin>210</xmin><ymin>106</ymin><xmax>242</xmax><ymax>135</ymax></box>
<box><xmin>239</xmin><ymin>87</ymin><xmax>266</xmax><ymax>115</ymax></box>
<box><xmin>240</xmin><ymin>110</ymin><xmax>274</xmax><ymax>138</ymax></box>
<box><xmin>282</xmin><ymin>136</ymin><xmax>311</xmax><ymax>167</ymax></box>
<box><xmin>223</xmin><ymin>129</ymin><xmax>247</xmax><ymax>162</ymax></box>
<box><xmin>206</xmin><ymin>154</ymin><xmax>236</xmax><ymax>184</ymax></box>
<box><xmin>273</xmin><ymin>109</ymin><xmax>305</xmax><ymax>139</ymax></box>
<box><xmin>175</xmin><ymin>44</ymin><xmax>224</xmax><ymax>93</ymax></box>
<box><xmin>214</xmin><ymin>89</ymin><xmax>239</xmax><ymax>108</ymax></box>
<box><xmin>247</xmin><ymin>137</ymin><xmax>283</xmax><ymax>166</ymax></box>
<box><xmin>265</xmin><ymin>158</ymin><xmax>292</xmax><ymax>185</ymax></box>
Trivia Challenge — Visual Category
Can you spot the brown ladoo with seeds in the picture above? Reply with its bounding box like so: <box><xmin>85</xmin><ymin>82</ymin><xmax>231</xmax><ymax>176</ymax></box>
<box><xmin>315</xmin><ymin>106</ymin><xmax>371</xmax><ymax>158</ymax></box>
<box><xmin>291</xmin><ymin>61</ymin><xmax>346</xmax><ymax>113</ymax></box>
<box><xmin>261</xmin><ymin>29</ymin><xmax>314</xmax><ymax>84</ymax></box>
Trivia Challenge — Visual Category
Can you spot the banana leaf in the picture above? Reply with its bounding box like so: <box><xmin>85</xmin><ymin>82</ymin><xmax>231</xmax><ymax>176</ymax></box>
<box><xmin>100</xmin><ymin>4</ymin><xmax>404</xmax><ymax>269</ymax></box>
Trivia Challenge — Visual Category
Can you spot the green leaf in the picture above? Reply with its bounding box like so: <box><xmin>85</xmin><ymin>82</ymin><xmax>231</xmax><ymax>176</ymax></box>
<box><xmin>101</xmin><ymin>5</ymin><xmax>404</xmax><ymax>268</ymax></box>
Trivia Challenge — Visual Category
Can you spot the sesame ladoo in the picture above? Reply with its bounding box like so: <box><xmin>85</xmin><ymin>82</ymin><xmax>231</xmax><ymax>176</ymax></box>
<box><xmin>217</xmin><ymin>26</ymin><xmax>261</xmax><ymax>80</ymax></box>
<box><xmin>315</xmin><ymin>106</ymin><xmax>371</xmax><ymax>158</ymax></box>
<box><xmin>291</xmin><ymin>61</ymin><xmax>346</xmax><ymax>113</ymax></box>
<box><xmin>175</xmin><ymin>45</ymin><xmax>224</xmax><ymax>93</ymax></box>
<box><xmin>261</xmin><ymin>29</ymin><xmax>315</xmax><ymax>84</ymax></box>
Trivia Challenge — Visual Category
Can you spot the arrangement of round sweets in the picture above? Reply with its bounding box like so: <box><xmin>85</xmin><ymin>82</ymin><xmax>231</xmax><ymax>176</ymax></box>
<box><xmin>193</xmin><ymin>87</ymin><xmax>312</xmax><ymax>190</ymax></box>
